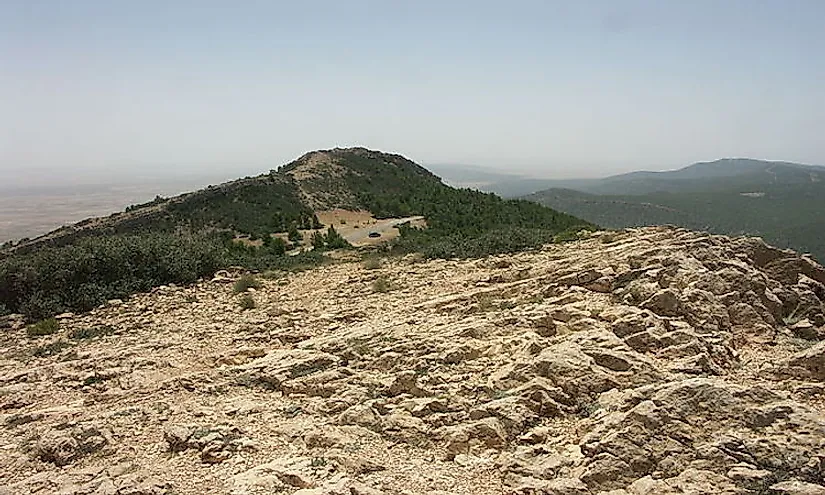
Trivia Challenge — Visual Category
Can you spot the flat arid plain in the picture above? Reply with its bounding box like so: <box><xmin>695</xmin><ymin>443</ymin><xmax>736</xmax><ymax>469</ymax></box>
<box><xmin>0</xmin><ymin>179</ymin><xmax>224</xmax><ymax>243</ymax></box>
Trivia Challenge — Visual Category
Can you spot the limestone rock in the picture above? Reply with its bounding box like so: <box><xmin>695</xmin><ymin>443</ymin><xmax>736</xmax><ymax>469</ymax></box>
<box><xmin>783</xmin><ymin>341</ymin><xmax>825</xmax><ymax>381</ymax></box>
<box><xmin>6</xmin><ymin>226</ymin><xmax>825</xmax><ymax>494</ymax></box>
<box><xmin>231</xmin><ymin>457</ymin><xmax>323</xmax><ymax>493</ymax></box>
<box><xmin>163</xmin><ymin>424</ymin><xmax>249</xmax><ymax>464</ymax></box>
<box><xmin>770</xmin><ymin>481</ymin><xmax>825</xmax><ymax>495</ymax></box>
<box><xmin>35</xmin><ymin>424</ymin><xmax>109</xmax><ymax>466</ymax></box>
<box><xmin>234</xmin><ymin>349</ymin><xmax>340</xmax><ymax>390</ymax></box>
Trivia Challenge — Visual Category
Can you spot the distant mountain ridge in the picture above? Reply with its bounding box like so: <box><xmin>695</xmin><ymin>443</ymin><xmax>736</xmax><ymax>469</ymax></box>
<box><xmin>621</xmin><ymin>158</ymin><xmax>825</xmax><ymax>179</ymax></box>
<box><xmin>522</xmin><ymin>158</ymin><xmax>825</xmax><ymax>262</ymax></box>
<box><xmin>575</xmin><ymin>158</ymin><xmax>825</xmax><ymax>195</ymax></box>
<box><xmin>479</xmin><ymin>158</ymin><xmax>824</xmax><ymax>197</ymax></box>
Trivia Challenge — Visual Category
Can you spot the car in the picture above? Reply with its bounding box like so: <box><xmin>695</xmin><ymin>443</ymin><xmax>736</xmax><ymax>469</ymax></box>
<box><xmin>368</xmin><ymin>232</ymin><xmax>381</xmax><ymax>238</ymax></box>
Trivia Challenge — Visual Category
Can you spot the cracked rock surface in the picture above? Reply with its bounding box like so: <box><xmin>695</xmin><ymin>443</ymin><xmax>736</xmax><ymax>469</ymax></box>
<box><xmin>2</xmin><ymin>226</ymin><xmax>825</xmax><ymax>494</ymax></box>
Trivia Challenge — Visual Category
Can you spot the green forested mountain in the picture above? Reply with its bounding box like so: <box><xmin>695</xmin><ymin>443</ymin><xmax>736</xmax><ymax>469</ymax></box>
<box><xmin>1</xmin><ymin>148</ymin><xmax>592</xmax><ymax>320</ymax></box>
<box><xmin>483</xmin><ymin>158</ymin><xmax>825</xmax><ymax>198</ymax></box>
<box><xmin>523</xmin><ymin>159</ymin><xmax>825</xmax><ymax>262</ymax></box>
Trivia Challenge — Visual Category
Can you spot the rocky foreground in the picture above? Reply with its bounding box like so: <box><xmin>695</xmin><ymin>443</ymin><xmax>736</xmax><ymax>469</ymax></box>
<box><xmin>2</xmin><ymin>227</ymin><xmax>825</xmax><ymax>495</ymax></box>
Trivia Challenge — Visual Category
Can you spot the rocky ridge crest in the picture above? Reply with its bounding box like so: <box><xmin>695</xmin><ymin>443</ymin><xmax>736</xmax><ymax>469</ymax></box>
<box><xmin>1</xmin><ymin>226</ymin><xmax>825</xmax><ymax>494</ymax></box>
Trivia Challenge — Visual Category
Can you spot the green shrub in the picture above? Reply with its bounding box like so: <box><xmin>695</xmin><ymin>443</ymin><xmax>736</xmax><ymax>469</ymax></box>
<box><xmin>264</xmin><ymin>236</ymin><xmax>288</xmax><ymax>256</ymax></box>
<box><xmin>233</xmin><ymin>275</ymin><xmax>262</xmax><ymax>293</ymax></box>
<box><xmin>363</xmin><ymin>257</ymin><xmax>382</xmax><ymax>270</ymax></box>
<box><xmin>287</xmin><ymin>224</ymin><xmax>302</xmax><ymax>243</ymax></box>
<box><xmin>553</xmin><ymin>228</ymin><xmax>591</xmax><ymax>243</ymax></box>
<box><xmin>371</xmin><ymin>276</ymin><xmax>393</xmax><ymax>293</ymax></box>
<box><xmin>311</xmin><ymin>232</ymin><xmax>326</xmax><ymax>250</ymax></box>
<box><xmin>239</xmin><ymin>294</ymin><xmax>256</xmax><ymax>310</ymax></box>
<box><xmin>27</xmin><ymin>318</ymin><xmax>60</xmax><ymax>337</ymax></box>
<box><xmin>69</xmin><ymin>325</ymin><xmax>115</xmax><ymax>340</ymax></box>
<box><xmin>33</xmin><ymin>339</ymin><xmax>72</xmax><ymax>358</ymax></box>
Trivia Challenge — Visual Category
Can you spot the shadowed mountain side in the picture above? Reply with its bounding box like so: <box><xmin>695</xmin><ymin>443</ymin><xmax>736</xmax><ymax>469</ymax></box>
<box><xmin>525</xmin><ymin>183</ymin><xmax>825</xmax><ymax>263</ymax></box>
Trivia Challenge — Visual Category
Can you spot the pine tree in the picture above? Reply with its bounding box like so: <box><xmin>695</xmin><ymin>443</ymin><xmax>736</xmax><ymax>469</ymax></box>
<box><xmin>269</xmin><ymin>237</ymin><xmax>287</xmax><ymax>255</ymax></box>
<box><xmin>287</xmin><ymin>223</ymin><xmax>302</xmax><ymax>243</ymax></box>
<box><xmin>324</xmin><ymin>225</ymin><xmax>350</xmax><ymax>249</ymax></box>
<box><xmin>311</xmin><ymin>232</ymin><xmax>326</xmax><ymax>250</ymax></box>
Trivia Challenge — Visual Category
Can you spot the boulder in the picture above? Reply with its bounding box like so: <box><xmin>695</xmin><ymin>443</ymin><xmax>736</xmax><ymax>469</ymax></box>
<box><xmin>783</xmin><ymin>341</ymin><xmax>825</xmax><ymax>381</ymax></box>
<box><xmin>35</xmin><ymin>424</ymin><xmax>109</xmax><ymax>466</ymax></box>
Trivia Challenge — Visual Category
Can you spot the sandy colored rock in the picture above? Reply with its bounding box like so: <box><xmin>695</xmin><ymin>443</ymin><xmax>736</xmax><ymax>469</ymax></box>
<box><xmin>2</xmin><ymin>226</ymin><xmax>825</xmax><ymax>494</ymax></box>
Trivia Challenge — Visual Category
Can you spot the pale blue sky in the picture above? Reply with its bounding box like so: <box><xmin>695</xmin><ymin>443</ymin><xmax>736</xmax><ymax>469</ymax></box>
<box><xmin>1</xmin><ymin>0</ymin><xmax>823</xmax><ymax>185</ymax></box>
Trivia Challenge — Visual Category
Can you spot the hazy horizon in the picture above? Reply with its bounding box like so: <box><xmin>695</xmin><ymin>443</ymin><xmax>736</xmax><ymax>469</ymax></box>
<box><xmin>2</xmin><ymin>0</ymin><xmax>824</xmax><ymax>187</ymax></box>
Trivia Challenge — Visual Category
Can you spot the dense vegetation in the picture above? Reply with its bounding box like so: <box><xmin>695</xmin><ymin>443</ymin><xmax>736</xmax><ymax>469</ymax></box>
<box><xmin>526</xmin><ymin>182</ymin><xmax>825</xmax><ymax>263</ymax></box>
<box><xmin>517</xmin><ymin>159</ymin><xmax>825</xmax><ymax>264</ymax></box>
<box><xmin>166</xmin><ymin>176</ymin><xmax>319</xmax><ymax>239</ymax></box>
<box><xmin>1</xmin><ymin>148</ymin><xmax>592</xmax><ymax>321</ymax></box>
<box><xmin>383</xmin><ymin>187</ymin><xmax>590</xmax><ymax>258</ymax></box>
<box><xmin>0</xmin><ymin>231</ymin><xmax>335</xmax><ymax>320</ymax></box>
<box><xmin>0</xmin><ymin>233</ymin><xmax>224</xmax><ymax>320</ymax></box>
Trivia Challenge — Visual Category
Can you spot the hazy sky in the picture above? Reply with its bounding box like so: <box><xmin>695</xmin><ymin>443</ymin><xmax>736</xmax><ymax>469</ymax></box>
<box><xmin>1</xmin><ymin>0</ymin><xmax>824</xmax><ymax>185</ymax></box>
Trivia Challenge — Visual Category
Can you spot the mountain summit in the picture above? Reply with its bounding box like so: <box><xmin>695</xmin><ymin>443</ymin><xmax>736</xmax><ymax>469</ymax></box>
<box><xmin>5</xmin><ymin>148</ymin><xmax>445</xmax><ymax>253</ymax></box>
<box><xmin>0</xmin><ymin>148</ymin><xmax>591</xmax><ymax>320</ymax></box>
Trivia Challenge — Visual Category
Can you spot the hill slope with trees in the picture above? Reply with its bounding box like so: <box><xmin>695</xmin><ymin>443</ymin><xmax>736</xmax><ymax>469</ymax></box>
<box><xmin>0</xmin><ymin>148</ymin><xmax>593</xmax><ymax>320</ymax></box>
<box><xmin>523</xmin><ymin>159</ymin><xmax>825</xmax><ymax>262</ymax></box>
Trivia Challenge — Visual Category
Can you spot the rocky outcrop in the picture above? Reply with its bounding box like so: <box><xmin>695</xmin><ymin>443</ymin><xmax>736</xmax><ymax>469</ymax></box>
<box><xmin>779</xmin><ymin>342</ymin><xmax>825</xmax><ymax>381</ymax></box>
<box><xmin>2</xmin><ymin>226</ymin><xmax>824</xmax><ymax>494</ymax></box>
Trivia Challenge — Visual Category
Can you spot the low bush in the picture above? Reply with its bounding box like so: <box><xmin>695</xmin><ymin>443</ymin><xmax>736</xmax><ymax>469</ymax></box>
<box><xmin>363</xmin><ymin>257</ymin><xmax>382</xmax><ymax>270</ymax></box>
<box><xmin>33</xmin><ymin>339</ymin><xmax>72</xmax><ymax>358</ymax></box>
<box><xmin>239</xmin><ymin>294</ymin><xmax>256</xmax><ymax>310</ymax></box>
<box><xmin>69</xmin><ymin>325</ymin><xmax>115</xmax><ymax>340</ymax></box>
<box><xmin>324</xmin><ymin>225</ymin><xmax>351</xmax><ymax>250</ymax></box>
<box><xmin>233</xmin><ymin>275</ymin><xmax>262</xmax><ymax>293</ymax></box>
<box><xmin>27</xmin><ymin>318</ymin><xmax>59</xmax><ymax>337</ymax></box>
<box><xmin>371</xmin><ymin>276</ymin><xmax>393</xmax><ymax>293</ymax></box>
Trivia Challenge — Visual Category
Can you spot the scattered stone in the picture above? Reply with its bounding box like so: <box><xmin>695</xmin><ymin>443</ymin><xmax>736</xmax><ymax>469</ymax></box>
<box><xmin>6</xmin><ymin>226</ymin><xmax>825</xmax><ymax>494</ymax></box>
<box><xmin>770</xmin><ymin>480</ymin><xmax>825</xmax><ymax>495</ymax></box>
<box><xmin>790</xmin><ymin>319</ymin><xmax>822</xmax><ymax>341</ymax></box>
<box><xmin>163</xmin><ymin>424</ymin><xmax>248</xmax><ymax>464</ymax></box>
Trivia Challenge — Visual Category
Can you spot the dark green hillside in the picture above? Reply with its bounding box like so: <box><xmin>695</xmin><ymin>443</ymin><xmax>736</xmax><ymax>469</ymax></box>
<box><xmin>165</xmin><ymin>175</ymin><xmax>314</xmax><ymax>239</ymax></box>
<box><xmin>519</xmin><ymin>158</ymin><xmax>825</xmax><ymax>263</ymax></box>
<box><xmin>526</xmin><ymin>182</ymin><xmax>825</xmax><ymax>263</ymax></box>
<box><xmin>290</xmin><ymin>150</ymin><xmax>592</xmax><ymax>257</ymax></box>
<box><xmin>1</xmin><ymin>148</ymin><xmax>592</xmax><ymax>320</ymax></box>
